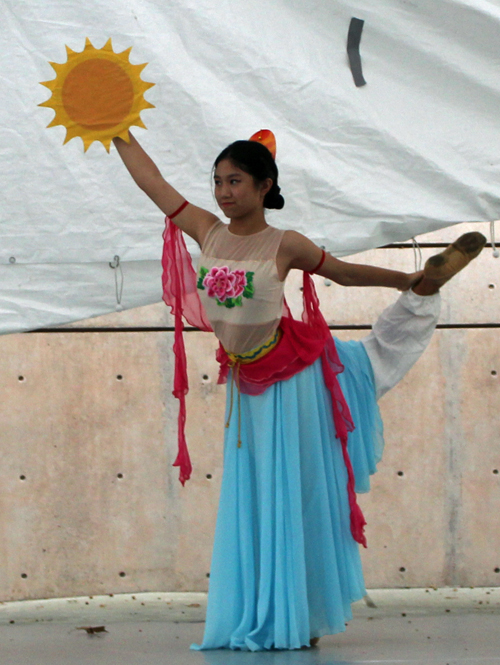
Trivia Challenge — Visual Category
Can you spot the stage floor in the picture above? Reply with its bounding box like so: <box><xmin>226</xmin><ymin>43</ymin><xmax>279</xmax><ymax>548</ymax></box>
<box><xmin>1</xmin><ymin>588</ymin><xmax>499</xmax><ymax>665</ymax></box>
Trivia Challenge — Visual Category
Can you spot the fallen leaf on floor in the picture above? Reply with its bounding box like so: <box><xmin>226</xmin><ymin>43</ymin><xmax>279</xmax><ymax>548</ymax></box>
<box><xmin>76</xmin><ymin>626</ymin><xmax>108</xmax><ymax>635</ymax></box>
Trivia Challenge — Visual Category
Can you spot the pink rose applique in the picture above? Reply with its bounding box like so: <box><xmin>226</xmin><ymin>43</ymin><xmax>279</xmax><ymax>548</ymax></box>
<box><xmin>203</xmin><ymin>266</ymin><xmax>247</xmax><ymax>303</ymax></box>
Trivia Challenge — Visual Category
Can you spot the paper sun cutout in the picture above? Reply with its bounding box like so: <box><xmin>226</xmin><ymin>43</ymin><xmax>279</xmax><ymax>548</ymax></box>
<box><xmin>39</xmin><ymin>38</ymin><xmax>155</xmax><ymax>152</ymax></box>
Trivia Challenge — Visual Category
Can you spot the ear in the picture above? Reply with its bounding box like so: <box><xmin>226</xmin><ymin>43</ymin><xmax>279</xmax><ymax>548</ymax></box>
<box><xmin>260</xmin><ymin>178</ymin><xmax>273</xmax><ymax>198</ymax></box>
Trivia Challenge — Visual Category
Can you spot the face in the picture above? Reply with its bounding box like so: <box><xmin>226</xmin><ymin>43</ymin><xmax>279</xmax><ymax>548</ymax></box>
<box><xmin>213</xmin><ymin>159</ymin><xmax>271</xmax><ymax>219</ymax></box>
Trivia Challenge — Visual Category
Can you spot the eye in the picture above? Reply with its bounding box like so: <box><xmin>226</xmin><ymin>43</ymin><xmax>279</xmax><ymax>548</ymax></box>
<box><xmin>230</xmin><ymin>179</ymin><xmax>240</xmax><ymax>184</ymax></box>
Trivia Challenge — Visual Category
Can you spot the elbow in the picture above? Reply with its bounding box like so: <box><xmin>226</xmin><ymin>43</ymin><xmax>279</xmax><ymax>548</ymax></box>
<box><xmin>340</xmin><ymin>275</ymin><xmax>358</xmax><ymax>287</ymax></box>
<box><xmin>136</xmin><ymin>178</ymin><xmax>150</xmax><ymax>193</ymax></box>
<box><xmin>329</xmin><ymin>274</ymin><xmax>355</xmax><ymax>287</ymax></box>
<box><xmin>318</xmin><ymin>270</ymin><xmax>351</xmax><ymax>286</ymax></box>
<box><xmin>137</xmin><ymin>171</ymin><xmax>163</xmax><ymax>196</ymax></box>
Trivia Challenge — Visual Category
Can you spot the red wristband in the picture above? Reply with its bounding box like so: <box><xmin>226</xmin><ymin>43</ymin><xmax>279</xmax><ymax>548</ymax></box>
<box><xmin>169</xmin><ymin>200</ymin><xmax>189</xmax><ymax>219</ymax></box>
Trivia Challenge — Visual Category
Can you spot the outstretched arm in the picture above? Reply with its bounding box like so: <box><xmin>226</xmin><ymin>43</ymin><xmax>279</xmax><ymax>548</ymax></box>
<box><xmin>113</xmin><ymin>132</ymin><xmax>218</xmax><ymax>246</ymax></box>
<box><xmin>278</xmin><ymin>230</ymin><xmax>421</xmax><ymax>290</ymax></box>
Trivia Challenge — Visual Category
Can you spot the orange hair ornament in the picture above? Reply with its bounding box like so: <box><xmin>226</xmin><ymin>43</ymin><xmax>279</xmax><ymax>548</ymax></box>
<box><xmin>249</xmin><ymin>129</ymin><xmax>277</xmax><ymax>159</ymax></box>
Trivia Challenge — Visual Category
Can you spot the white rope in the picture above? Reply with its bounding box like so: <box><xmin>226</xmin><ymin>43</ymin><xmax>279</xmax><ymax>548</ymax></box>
<box><xmin>109</xmin><ymin>255</ymin><xmax>124</xmax><ymax>311</ymax></box>
<box><xmin>411</xmin><ymin>237</ymin><xmax>423</xmax><ymax>271</ymax></box>
<box><xmin>490</xmin><ymin>220</ymin><xmax>499</xmax><ymax>258</ymax></box>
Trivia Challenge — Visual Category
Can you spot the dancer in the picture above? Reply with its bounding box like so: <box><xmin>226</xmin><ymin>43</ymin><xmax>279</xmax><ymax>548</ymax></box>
<box><xmin>113</xmin><ymin>131</ymin><xmax>486</xmax><ymax>651</ymax></box>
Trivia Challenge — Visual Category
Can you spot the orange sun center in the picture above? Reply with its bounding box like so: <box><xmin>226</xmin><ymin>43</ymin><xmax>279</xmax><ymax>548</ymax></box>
<box><xmin>61</xmin><ymin>59</ymin><xmax>134</xmax><ymax>130</ymax></box>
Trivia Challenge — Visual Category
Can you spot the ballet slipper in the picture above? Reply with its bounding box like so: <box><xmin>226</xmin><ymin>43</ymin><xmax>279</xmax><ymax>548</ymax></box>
<box><xmin>413</xmin><ymin>231</ymin><xmax>486</xmax><ymax>295</ymax></box>
<box><xmin>424</xmin><ymin>231</ymin><xmax>487</xmax><ymax>283</ymax></box>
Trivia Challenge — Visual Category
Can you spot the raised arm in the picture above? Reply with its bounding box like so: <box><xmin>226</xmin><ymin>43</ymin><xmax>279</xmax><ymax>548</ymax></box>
<box><xmin>277</xmin><ymin>230</ymin><xmax>421</xmax><ymax>290</ymax></box>
<box><xmin>113</xmin><ymin>132</ymin><xmax>218</xmax><ymax>246</ymax></box>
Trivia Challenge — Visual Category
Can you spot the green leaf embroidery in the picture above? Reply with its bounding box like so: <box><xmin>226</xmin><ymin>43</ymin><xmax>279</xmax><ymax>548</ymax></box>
<box><xmin>243</xmin><ymin>272</ymin><xmax>255</xmax><ymax>299</ymax></box>
<box><xmin>216</xmin><ymin>295</ymin><xmax>243</xmax><ymax>308</ymax></box>
<box><xmin>197</xmin><ymin>266</ymin><xmax>209</xmax><ymax>290</ymax></box>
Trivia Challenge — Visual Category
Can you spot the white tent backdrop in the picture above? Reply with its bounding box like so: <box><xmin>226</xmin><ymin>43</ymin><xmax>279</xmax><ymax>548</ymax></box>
<box><xmin>1</xmin><ymin>0</ymin><xmax>499</xmax><ymax>332</ymax></box>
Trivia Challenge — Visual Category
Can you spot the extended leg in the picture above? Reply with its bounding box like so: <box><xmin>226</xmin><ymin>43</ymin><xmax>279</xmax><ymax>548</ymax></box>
<box><xmin>361</xmin><ymin>231</ymin><xmax>486</xmax><ymax>400</ymax></box>
<box><xmin>360</xmin><ymin>289</ymin><xmax>440</xmax><ymax>400</ymax></box>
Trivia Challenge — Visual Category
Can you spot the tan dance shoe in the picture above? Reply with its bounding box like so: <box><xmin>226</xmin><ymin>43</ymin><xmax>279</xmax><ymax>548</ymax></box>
<box><xmin>424</xmin><ymin>231</ymin><xmax>487</xmax><ymax>284</ymax></box>
<box><xmin>413</xmin><ymin>231</ymin><xmax>487</xmax><ymax>296</ymax></box>
<box><xmin>300</xmin><ymin>636</ymin><xmax>320</xmax><ymax>649</ymax></box>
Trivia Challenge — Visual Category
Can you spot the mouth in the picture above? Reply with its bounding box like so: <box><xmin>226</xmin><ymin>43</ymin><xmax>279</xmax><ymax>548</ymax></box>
<box><xmin>221</xmin><ymin>202</ymin><xmax>235</xmax><ymax>208</ymax></box>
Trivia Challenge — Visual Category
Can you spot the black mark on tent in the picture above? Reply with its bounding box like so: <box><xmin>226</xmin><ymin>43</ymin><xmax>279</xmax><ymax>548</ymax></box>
<box><xmin>347</xmin><ymin>18</ymin><xmax>366</xmax><ymax>87</ymax></box>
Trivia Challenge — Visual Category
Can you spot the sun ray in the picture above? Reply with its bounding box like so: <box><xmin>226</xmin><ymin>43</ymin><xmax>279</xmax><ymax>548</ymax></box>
<box><xmin>39</xmin><ymin>39</ymin><xmax>155</xmax><ymax>151</ymax></box>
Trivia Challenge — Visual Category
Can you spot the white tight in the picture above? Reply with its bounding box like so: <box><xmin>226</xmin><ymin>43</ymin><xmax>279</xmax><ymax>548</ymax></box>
<box><xmin>361</xmin><ymin>290</ymin><xmax>441</xmax><ymax>400</ymax></box>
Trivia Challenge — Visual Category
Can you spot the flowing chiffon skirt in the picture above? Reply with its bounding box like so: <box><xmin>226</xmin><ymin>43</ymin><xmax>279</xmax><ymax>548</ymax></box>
<box><xmin>191</xmin><ymin>338</ymin><xmax>384</xmax><ymax>651</ymax></box>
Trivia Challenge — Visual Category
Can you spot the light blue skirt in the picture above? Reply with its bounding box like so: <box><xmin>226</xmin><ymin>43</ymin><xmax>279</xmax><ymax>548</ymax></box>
<box><xmin>191</xmin><ymin>338</ymin><xmax>384</xmax><ymax>652</ymax></box>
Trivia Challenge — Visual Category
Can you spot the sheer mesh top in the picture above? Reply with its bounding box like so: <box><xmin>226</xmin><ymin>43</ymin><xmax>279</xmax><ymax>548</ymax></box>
<box><xmin>197</xmin><ymin>220</ymin><xmax>285</xmax><ymax>354</ymax></box>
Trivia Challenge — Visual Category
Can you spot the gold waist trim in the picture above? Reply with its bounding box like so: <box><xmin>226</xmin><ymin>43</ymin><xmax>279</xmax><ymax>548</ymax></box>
<box><xmin>224</xmin><ymin>328</ymin><xmax>282</xmax><ymax>449</ymax></box>
<box><xmin>226</xmin><ymin>328</ymin><xmax>282</xmax><ymax>365</ymax></box>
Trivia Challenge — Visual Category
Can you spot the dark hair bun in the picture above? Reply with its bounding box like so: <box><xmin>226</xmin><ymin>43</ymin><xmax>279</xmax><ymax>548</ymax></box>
<box><xmin>264</xmin><ymin>184</ymin><xmax>285</xmax><ymax>210</ymax></box>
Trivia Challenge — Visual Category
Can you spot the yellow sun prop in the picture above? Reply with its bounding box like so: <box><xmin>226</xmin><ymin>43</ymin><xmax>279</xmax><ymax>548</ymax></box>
<box><xmin>39</xmin><ymin>38</ymin><xmax>155</xmax><ymax>152</ymax></box>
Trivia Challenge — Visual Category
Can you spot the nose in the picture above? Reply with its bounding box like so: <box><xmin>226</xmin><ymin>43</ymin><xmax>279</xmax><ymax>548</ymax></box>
<box><xmin>219</xmin><ymin>181</ymin><xmax>231</xmax><ymax>198</ymax></box>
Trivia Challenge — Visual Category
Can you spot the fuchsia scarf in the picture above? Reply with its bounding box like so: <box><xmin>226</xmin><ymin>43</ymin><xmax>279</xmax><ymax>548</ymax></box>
<box><xmin>162</xmin><ymin>216</ymin><xmax>367</xmax><ymax>547</ymax></box>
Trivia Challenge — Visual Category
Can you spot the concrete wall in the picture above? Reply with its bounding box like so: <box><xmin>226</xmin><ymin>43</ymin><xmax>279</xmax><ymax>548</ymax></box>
<box><xmin>0</xmin><ymin>222</ymin><xmax>498</xmax><ymax>601</ymax></box>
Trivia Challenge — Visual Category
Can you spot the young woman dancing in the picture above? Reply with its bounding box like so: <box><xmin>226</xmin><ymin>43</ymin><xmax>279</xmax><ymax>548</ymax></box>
<box><xmin>113</xmin><ymin>130</ymin><xmax>485</xmax><ymax>651</ymax></box>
